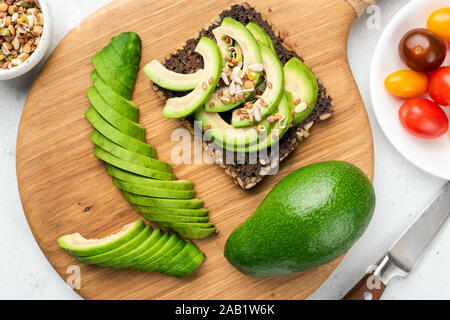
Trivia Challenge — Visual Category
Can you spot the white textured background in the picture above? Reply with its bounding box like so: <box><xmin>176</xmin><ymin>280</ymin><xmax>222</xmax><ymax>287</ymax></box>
<box><xmin>0</xmin><ymin>0</ymin><xmax>448</xmax><ymax>300</ymax></box>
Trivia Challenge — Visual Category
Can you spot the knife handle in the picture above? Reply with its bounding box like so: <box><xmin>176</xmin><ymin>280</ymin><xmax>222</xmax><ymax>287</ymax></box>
<box><xmin>342</xmin><ymin>273</ymin><xmax>386</xmax><ymax>300</ymax></box>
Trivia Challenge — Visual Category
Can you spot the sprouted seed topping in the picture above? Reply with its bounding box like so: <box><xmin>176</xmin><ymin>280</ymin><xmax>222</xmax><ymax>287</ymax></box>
<box><xmin>0</xmin><ymin>0</ymin><xmax>43</xmax><ymax>70</ymax></box>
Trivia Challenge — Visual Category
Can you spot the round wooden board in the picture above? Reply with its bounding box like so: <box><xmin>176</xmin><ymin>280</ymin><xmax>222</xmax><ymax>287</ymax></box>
<box><xmin>16</xmin><ymin>0</ymin><xmax>373</xmax><ymax>300</ymax></box>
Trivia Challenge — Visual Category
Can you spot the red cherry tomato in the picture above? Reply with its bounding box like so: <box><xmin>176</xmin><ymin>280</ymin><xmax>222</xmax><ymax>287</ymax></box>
<box><xmin>429</xmin><ymin>67</ymin><xmax>450</xmax><ymax>106</ymax></box>
<box><xmin>399</xmin><ymin>98</ymin><xmax>448</xmax><ymax>139</ymax></box>
<box><xmin>399</xmin><ymin>28</ymin><xmax>446</xmax><ymax>73</ymax></box>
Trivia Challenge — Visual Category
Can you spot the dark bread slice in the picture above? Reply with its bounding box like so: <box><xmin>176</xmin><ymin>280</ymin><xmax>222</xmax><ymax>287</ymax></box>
<box><xmin>149</xmin><ymin>3</ymin><xmax>333</xmax><ymax>189</ymax></box>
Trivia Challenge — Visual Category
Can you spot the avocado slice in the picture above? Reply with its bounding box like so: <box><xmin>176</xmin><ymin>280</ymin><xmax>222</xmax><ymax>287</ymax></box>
<box><xmin>101</xmin><ymin>44</ymin><xmax>140</xmax><ymax>80</ymax></box>
<box><xmin>95</xmin><ymin>51</ymin><xmax>136</xmax><ymax>89</ymax></box>
<box><xmin>76</xmin><ymin>225</ymin><xmax>151</xmax><ymax>265</ymax></box>
<box><xmin>57</xmin><ymin>220</ymin><xmax>145</xmax><ymax>257</ymax></box>
<box><xmin>94</xmin><ymin>147</ymin><xmax>176</xmax><ymax>181</ymax></box>
<box><xmin>123</xmin><ymin>191</ymin><xmax>204</xmax><ymax>209</ymax></box>
<box><xmin>163</xmin><ymin>241</ymin><xmax>200</xmax><ymax>276</ymax></box>
<box><xmin>204</xmin><ymin>18</ymin><xmax>263</xmax><ymax>112</ymax></box>
<box><xmin>160</xmin><ymin>222</ymin><xmax>215</xmax><ymax>229</ymax></box>
<box><xmin>112</xmin><ymin>178</ymin><xmax>195</xmax><ymax>199</ymax></box>
<box><xmin>137</xmin><ymin>235</ymin><xmax>185</xmax><ymax>273</ymax></box>
<box><xmin>167</xmin><ymin>251</ymin><xmax>206</xmax><ymax>278</ymax></box>
<box><xmin>194</xmin><ymin>107</ymin><xmax>259</xmax><ymax>150</ymax></box>
<box><xmin>85</xmin><ymin>107</ymin><xmax>156</xmax><ymax>157</ymax></box>
<box><xmin>93</xmin><ymin>76</ymin><xmax>140</xmax><ymax>122</ymax></box>
<box><xmin>224</xmin><ymin>161</ymin><xmax>375</xmax><ymax>277</ymax></box>
<box><xmin>133</xmin><ymin>205</ymin><xmax>209</xmax><ymax>217</ymax></box>
<box><xmin>110</xmin><ymin>32</ymin><xmax>142</xmax><ymax>66</ymax></box>
<box><xmin>235</xmin><ymin>91</ymin><xmax>294</xmax><ymax>153</ymax></box>
<box><xmin>105</xmin><ymin>228</ymin><xmax>163</xmax><ymax>269</ymax></box>
<box><xmin>105</xmin><ymin>164</ymin><xmax>193</xmax><ymax>190</ymax></box>
<box><xmin>166</xmin><ymin>225</ymin><xmax>216</xmax><ymax>240</ymax></box>
<box><xmin>162</xmin><ymin>37</ymin><xmax>222</xmax><ymax>118</ymax></box>
<box><xmin>284</xmin><ymin>57</ymin><xmax>319</xmax><ymax>126</ymax></box>
<box><xmin>141</xmin><ymin>214</ymin><xmax>209</xmax><ymax>224</ymax></box>
<box><xmin>246</xmin><ymin>22</ymin><xmax>275</xmax><ymax>54</ymax></box>
<box><xmin>231</xmin><ymin>41</ymin><xmax>284</xmax><ymax>128</ymax></box>
<box><xmin>87</xmin><ymin>87</ymin><xmax>146</xmax><ymax>141</ymax></box>
<box><xmin>129</xmin><ymin>231</ymin><xmax>171</xmax><ymax>268</ymax></box>
<box><xmin>91</xmin><ymin>70</ymin><xmax>132</xmax><ymax>100</ymax></box>
<box><xmin>144</xmin><ymin>60</ymin><xmax>203</xmax><ymax>92</ymax></box>
<box><xmin>90</xmin><ymin>131</ymin><xmax>172</xmax><ymax>173</ymax></box>
<box><xmin>135</xmin><ymin>233</ymin><xmax>181</xmax><ymax>271</ymax></box>
<box><xmin>92</xmin><ymin>53</ymin><xmax>135</xmax><ymax>92</ymax></box>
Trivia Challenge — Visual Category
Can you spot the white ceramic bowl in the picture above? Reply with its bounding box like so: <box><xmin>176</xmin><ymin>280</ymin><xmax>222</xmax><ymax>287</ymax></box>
<box><xmin>0</xmin><ymin>0</ymin><xmax>52</xmax><ymax>80</ymax></box>
<box><xmin>370</xmin><ymin>0</ymin><xmax>450</xmax><ymax>180</ymax></box>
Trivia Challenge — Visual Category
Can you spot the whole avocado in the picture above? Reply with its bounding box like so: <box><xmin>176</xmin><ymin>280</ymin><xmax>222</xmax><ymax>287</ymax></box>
<box><xmin>224</xmin><ymin>161</ymin><xmax>375</xmax><ymax>277</ymax></box>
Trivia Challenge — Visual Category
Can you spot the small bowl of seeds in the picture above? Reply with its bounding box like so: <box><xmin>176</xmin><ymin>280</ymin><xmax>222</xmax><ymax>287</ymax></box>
<box><xmin>0</xmin><ymin>0</ymin><xmax>52</xmax><ymax>80</ymax></box>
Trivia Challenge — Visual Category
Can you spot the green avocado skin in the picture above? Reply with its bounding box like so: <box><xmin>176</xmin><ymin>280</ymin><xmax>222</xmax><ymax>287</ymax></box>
<box><xmin>224</xmin><ymin>161</ymin><xmax>375</xmax><ymax>277</ymax></box>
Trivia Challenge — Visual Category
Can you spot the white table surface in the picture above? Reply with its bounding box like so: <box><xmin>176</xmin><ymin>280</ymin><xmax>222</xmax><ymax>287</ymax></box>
<box><xmin>0</xmin><ymin>0</ymin><xmax>448</xmax><ymax>300</ymax></box>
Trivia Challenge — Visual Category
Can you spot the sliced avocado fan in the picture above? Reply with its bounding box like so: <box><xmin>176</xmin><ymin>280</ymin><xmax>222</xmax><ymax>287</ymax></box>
<box><xmin>83</xmin><ymin>32</ymin><xmax>215</xmax><ymax>240</ymax></box>
<box><xmin>57</xmin><ymin>220</ymin><xmax>206</xmax><ymax>278</ymax></box>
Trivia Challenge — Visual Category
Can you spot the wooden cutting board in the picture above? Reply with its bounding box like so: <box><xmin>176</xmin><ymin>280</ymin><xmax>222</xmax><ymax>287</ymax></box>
<box><xmin>16</xmin><ymin>0</ymin><xmax>375</xmax><ymax>300</ymax></box>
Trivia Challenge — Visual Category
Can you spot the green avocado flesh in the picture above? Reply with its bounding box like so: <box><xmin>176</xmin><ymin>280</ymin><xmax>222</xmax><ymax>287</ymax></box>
<box><xmin>105</xmin><ymin>164</ymin><xmax>192</xmax><ymax>190</ymax></box>
<box><xmin>162</xmin><ymin>37</ymin><xmax>222</xmax><ymax>118</ymax></box>
<box><xmin>204</xmin><ymin>18</ymin><xmax>263</xmax><ymax>112</ymax></box>
<box><xmin>93</xmin><ymin>76</ymin><xmax>140</xmax><ymax>123</ymax></box>
<box><xmin>133</xmin><ymin>206</ymin><xmax>209</xmax><ymax>217</ymax></box>
<box><xmin>141</xmin><ymin>214</ymin><xmax>209</xmax><ymax>224</ymax></box>
<box><xmin>77</xmin><ymin>225</ymin><xmax>152</xmax><ymax>264</ymax></box>
<box><xmin>123</xmin><ymin>191</ymin><xmax>204</xmax><ymax>209</ymax></box>
<box><xmin>284</xmin><ymin>57</ymin><xmax>319</xmax><ymax>126</ymax></box>
<box><xmin>194</xmin><ymin>107</ymin><xmax>259</xmax><ymax>150</ymax></box>
<box><xmin>57</xmin><ymin>220</ymin><xmax>145</xmax><ymax>257</ymax></box>
<box><xmin>231</xmin><ymin>41</ymin><xmax>284</xmax><ymax>128</ymax></box>
<box><xmin>85</xmin><ymin>106</ymin><xmax>156</xmax><ymax>157</ymax></box>
<box><xmin>87</xmin><ymin>87</ymin><xmax>146</xmax><ymax>141</ymax></box>
<box><xmin>160</xmin><ymin>224</ymin><xmax>216</xmax><ymax>240</ymax></box>
<box><xmin>58</xmin><ymin>220</ymin><xmax>205</xmax><ymax>278</ymax></box>
<box><xmin>224</xmin><ymin>161</ymin><xmax>375</xmax><ymax>277</ymax></box>
<box><xmin>144</xmin><ymin>60</ymin><xmax>203</xmax><ymax>92</ymax></box>
<box><xmin>112</xmin><ymin>178</ymin><xmax>195</xmax><ymax>199</ymax></box>
<box><xmin>246</xmin><ymin>22</ymin><xmax>275</xmax><ymax>54</ymax></box>
<box><xmin>235</xmin><ymin>91</ymin><xmax>294</xmax><ymax>153</ymax></box>
<box><xmin>90</xmin><ymin>130</ymin><xmax>171</xmax><ymax>172</ymax></box>
<box><xmin>137</xmin><ymin>235</ymin><xmax>184</xmax><ymax>272</ymax></box>
<box><xmin>105</xmin><ymin>228</ymin><xmax>164</xmax><ymax>269</ymax></box>
<box><xmin>167</xmin><ymin>251</ymin><xmax>206</xmax><ymax>278</ymax></box>
<box><xmin>94</xmin><ymin>147</ymin><xmax>176</xmax><ymax>181</ymax></box>
<box><xmin>91</xmin><ymin>70</ymin><xmax>132</xmax><ymax>100</ymax></box>
<box><xmin>92</xmin><ymin>54</ymin><xmax>135</xmax><ymax>93</ymax></box>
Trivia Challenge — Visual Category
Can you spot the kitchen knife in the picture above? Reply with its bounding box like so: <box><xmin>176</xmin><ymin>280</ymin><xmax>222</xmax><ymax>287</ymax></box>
<box><xmin>343</xmin><ymin>182</ymin><xmax>450</xmax><ymax>300</ymax></box>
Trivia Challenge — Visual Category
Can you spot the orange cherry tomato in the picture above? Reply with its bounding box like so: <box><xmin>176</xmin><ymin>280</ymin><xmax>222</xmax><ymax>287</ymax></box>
<box><xmin>427</xmin><ymin>8</ymin><xmax>450</xmax><ymax>41</ymax></box>
<box><xmin>384</xmin><ymin>70</ymin><xmax>429</xmax><ymax>98</ymax></box>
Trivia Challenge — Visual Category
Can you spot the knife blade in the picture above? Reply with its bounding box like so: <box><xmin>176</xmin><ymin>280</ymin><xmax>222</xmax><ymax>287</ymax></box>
<box><xmin>343</xmin><ymin>182</ymin><xmax>450</xmax><ymax>300</ymax></box>
<box><xmin>387</xmin><ymin>181</ymin><xmax>450</xmax><ymax>273</ymax></box>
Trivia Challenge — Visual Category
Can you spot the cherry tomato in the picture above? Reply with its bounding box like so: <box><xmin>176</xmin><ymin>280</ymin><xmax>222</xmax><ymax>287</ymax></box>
<box><xmin>427</xmin><ymin>8</ymin><xmax>450</xmax><ymax>41</ymax></box>
<box><xmin>429</xmin><ymin>67</ymin><xmax>450</xmax><ymax>106</ymax></box>
<box><xmin>384</xmin><ymin>70</ymin><xmax>429</xmax><ymax>98</ymax></box>
<box><xmin>399</xmin><ymin>28</ymin><xmax>446</xmax><ymax>73</ymax></box>
<box><xmin>399</xmin><ymin>98</ymin><xmax>448</xmax><ymax>139</ymax></box>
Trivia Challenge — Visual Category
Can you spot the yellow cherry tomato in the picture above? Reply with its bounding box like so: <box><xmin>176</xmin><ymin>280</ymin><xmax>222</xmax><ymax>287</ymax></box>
<box><xmin>384</xmin><ymin>70</ymin><xmax>429</xmax><ymax>98</ymax></box>
<box><xmin>427</xmin><ymin>8</ymin><xmax>450</xmax><ymax>40</ymax></box>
